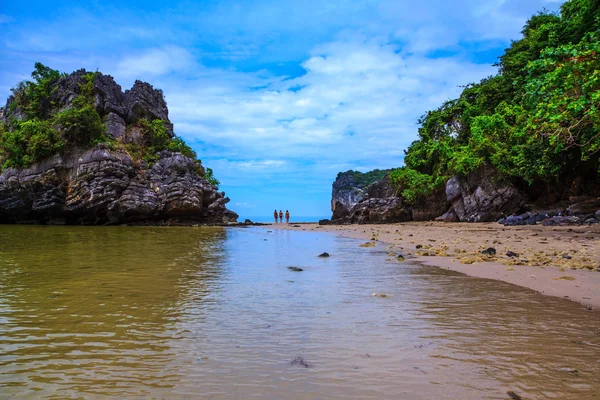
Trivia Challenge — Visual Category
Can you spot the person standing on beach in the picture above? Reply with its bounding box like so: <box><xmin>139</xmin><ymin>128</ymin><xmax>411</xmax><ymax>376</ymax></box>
<box><xmin>285</xmin><ymin>210</ymin><xmax>290</xmax><ymax>224</ymax></box>
<box><xmin>274</xmin><ymin>209</ymin><xmax>278</xmax><ymax>223</ymax></box>
<box><xmin>279</xmin><ymin>210</ymin><xmax>283</xmax><ymax>223</ymax></box>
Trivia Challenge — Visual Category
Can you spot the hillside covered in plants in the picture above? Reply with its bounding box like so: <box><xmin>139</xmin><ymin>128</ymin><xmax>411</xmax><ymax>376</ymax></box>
<box><xmin>0</xmin><ymin>65</ymin><xmax>237</xmax><ymax>225</ymax></box>
<box><xmin>328</xmin><ymin>0</ymin><xmax>600</xmax><ymax>225</ymax></box>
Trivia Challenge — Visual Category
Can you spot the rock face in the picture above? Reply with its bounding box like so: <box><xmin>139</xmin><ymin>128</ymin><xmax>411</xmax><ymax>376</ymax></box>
<box><xmin>444</xmin><ymin>167</ymin><xmax>523</xmax><ymax>222</ymax></box>
<box><xmin>327</xmin><ymin>175</ymin><xmax>411</xmax><ymax>224</ymax></box>
<box><xmin>330</xmin><ymin>170</ymin><xmax>395</xmax><ymax>221</ymax></box>
<box><xmin>0</xmin><ymin>146</ymin><xmax>237</xmax><ymax>225</ymax></box>
<box><xmin>331</xmin><ymin>172</ymin><xmax>368</xmax><ymax>220</ymax></box>
<box><xmin>326</xmin><ymin>164</ymin><xmax>599</xmax><ymax>225</ymax></box>
<box><xmin>0</xmin><ymin>69</ymin><xmax>237</xmax><ymax>225</ymax></box>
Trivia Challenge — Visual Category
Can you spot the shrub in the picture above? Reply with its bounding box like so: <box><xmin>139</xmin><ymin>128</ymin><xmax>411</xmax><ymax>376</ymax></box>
<box><xmin>54</xmin><ymin>106</ymin><xmax>106</xmax><ymax>145</ymax></box>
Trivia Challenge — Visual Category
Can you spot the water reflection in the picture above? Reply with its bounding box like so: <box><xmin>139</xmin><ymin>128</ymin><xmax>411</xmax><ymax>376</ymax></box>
<box><xmin>0</xmin><ymin>226</ymin><xmax>598</xmax><ymax>399</ymax></box>
<box><xmin>0</xmin><ymin>226</ymin><xmax>227</xmax><ymax>397</ymax></box>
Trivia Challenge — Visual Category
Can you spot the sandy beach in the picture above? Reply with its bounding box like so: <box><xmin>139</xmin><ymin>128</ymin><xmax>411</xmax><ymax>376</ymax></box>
<box><xmin>271</xmin><ymin>222</ymin><xmax>600</xmax><ymax>309</ymax></box>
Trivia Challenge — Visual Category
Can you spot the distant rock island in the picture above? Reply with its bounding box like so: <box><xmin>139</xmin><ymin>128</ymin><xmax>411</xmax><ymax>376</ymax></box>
<box><xmin>0</xmin><ymin>64</ymin><xmax>238</xmax><ymax>225</ymax></box>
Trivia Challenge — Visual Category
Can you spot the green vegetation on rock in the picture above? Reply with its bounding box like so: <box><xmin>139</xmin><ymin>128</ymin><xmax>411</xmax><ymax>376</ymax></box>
<box><xmin>337</xmin><ymin>169</ymin><xmax>395</xmax><ymax>190</ymax></box>
<box><xmin>390</xmin><ymin>0</ymin><xmax>600</xmax><ymax>204</ymax></box>
<box><xmin>1</xmin><ymin>64</ymin><xmax>220</xmax><ymax>188</ymax></box>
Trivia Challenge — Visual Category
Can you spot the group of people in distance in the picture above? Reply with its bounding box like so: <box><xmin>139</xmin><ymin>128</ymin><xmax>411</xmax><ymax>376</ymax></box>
<box><xmin>274</xmin><ymin>209</ymin><xmax>290</xmax><ymax>224</ymax></box>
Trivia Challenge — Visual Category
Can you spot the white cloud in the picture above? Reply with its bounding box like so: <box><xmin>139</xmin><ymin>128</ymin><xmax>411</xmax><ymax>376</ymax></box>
<box><xmin>164</xmin><ymin>37</ymin><xmax>494</xmax><ymax>178</ymax></box>
<box><xmin>116</xmin><ymin>46</ymin><xmax>195</xmax><ymax>78</ymax></box>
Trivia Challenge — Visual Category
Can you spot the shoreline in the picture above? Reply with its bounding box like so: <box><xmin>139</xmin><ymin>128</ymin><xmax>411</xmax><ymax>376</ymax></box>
<box><xmin>265</xmin><ymin>221</ymin><xmax>600</xmax><ymax>309</ymax></box>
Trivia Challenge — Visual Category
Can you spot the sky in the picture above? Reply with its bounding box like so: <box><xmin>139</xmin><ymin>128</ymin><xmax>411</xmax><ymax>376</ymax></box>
<box><xmin>0</xmin><ymin>0</ymin><xmax>563</xmax><ymax>219</ymax></box>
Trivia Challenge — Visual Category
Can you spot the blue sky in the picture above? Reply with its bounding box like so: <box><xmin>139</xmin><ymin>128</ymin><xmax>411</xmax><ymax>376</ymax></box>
<box><xmin>0</xmin><ymin>0</ymin><xmax>563</xmax><ymax>219</ymax></box>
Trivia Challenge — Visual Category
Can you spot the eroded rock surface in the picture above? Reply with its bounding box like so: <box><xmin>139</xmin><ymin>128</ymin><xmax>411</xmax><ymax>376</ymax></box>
<box><xmin>0</xmin><ymin>146</ymin><xmax>237</xmax><ymax>225</ymax></box>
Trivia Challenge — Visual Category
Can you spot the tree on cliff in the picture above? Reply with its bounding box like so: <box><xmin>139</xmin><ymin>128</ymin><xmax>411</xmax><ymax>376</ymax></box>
<box><xmin>390</xmin><ymin>0</ymin><xmax>600</xmax><ymax>203</ymax></box>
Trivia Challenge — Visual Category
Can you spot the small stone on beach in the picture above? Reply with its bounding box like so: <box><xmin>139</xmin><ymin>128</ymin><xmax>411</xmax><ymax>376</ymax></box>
<box><xmin>481</xmin><ymin>247</ymin><xmax>497</xmax><ymax>256</ymax></box>
<box><xmin>318</xmin><ymin>252</ymin><xmax>330</xmax><ymax>258</ymax></box>
<box><xmin>288</xmin><ymin>267</ymin><xmax>303</xmax><ymax>272</ymax></box>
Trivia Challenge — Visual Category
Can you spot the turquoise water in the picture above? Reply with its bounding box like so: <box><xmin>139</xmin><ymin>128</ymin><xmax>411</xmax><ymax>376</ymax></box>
<box><xmin>0</xmin><ymin>226</ymin><xmax>599</xmax><ymax>399</ymax></box>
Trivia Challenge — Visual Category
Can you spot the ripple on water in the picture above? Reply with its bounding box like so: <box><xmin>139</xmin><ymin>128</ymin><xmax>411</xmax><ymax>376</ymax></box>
<box><xmin>0</xmin><ymin>225</ymin><xmax>598</xmax><ymax>399</ymax></box>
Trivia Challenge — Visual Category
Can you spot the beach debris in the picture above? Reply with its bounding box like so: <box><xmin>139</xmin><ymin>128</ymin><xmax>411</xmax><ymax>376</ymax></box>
<box><xmin>553</xmin><ymin>276</ymin><xmax>576</xmax><ymax>281</ymax></box>
<box><xmin>288</xmin><ymin>267</ymin><xmax>303</xmax><ymax>272</ymax></box>
<box><xmin>290</xmin><ymin>357</ymin><xmax>311</xmax><ymax>368</ymax></box>
<box><xmin>318</xmin><ymin>252</ymin><xmax>330</xmax><ymax>258</ymax></box>
<box><xmin>481</xmin><ymin>247</ymin><xmax>497</xmax><ymax>256</ymax></box>
<box><xmin>416</xmin><ymin>244</ymin><xmax>423</xmax><ymax>249</ymax></box>
<box><xmin>293</xmin><ymin>225</ymin><xmax>301</xmax><ymax>227</ymax></box>
<box><xmin>413</xmin><ymin>367</ymin><xmax>427</xmax><ymax>374</ymax></box>
<box><xmin>372</xmin><ymin>293</ymin><xmax>391</xmax><ymax>298</ymax></box>
<box><xmin>359</xmin><ymin>242</ymin><xmax>376</xmax><ymax>248</ymax></box>
<box><xmin>562</xmin><ymin>254</ymin><xmax>572</xmax><ymax>259</ymax></box>
<box><xmin>396</xmin><ymin>254</ymin><xmax>405</xmax><ymax>261</ymax></box>
<box><xmin>507</xmin><ymin>391</ymin><xmax>522</xmax><ymax>400</ymax></box>
<box><xmin>506</xmin><ymin>251</ymin><xmax>519</xmax><ymax>258</ymax></box>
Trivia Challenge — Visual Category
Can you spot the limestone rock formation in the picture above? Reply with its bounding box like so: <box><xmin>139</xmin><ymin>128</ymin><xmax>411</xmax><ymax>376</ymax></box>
<box><xmin>0</xmin><ymin>68</ymin><xmax>237</xmax><ymax>225</ymax></box>
<box><xmin>443</xmin><ymin>167</ymin><xmax>524</xmax><ymax>222</ymax></box>
<box><xmin>0</xmin><ymin>146</ymin><xmax>237</xmax><ymax>225</ymax></box>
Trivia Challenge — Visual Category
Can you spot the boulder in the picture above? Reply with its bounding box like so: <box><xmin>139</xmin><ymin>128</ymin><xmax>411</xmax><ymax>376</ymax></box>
<box><xmin>446</xmin><ymin>167</ymin><xmax>523</xmax><ymax>222</ymax></box>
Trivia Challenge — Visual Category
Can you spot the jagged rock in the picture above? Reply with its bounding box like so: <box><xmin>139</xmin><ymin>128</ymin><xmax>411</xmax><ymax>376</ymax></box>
<box><xmin>446</xmin><ymin>167</ymin><xmax>523</xmax><ymax>222</ymax></box>
<box><xmin>331</xmin><ymin>173</ymin><xmax>367</xmax><ymax>217</ymax></box>
<box><xmin>0</xmin><ymin>67</ymin><xmax>237</xmax><ymax>225</ymax></box>
<box><xmin>93</xmin><ymin>74</ymin><xmax>127</xmax><ymax>117</ymax></box>
<box><xmin>345</xmin><ymin>197</ymin><xmax>412</xmax><ymax>224</ymax></box>
<box><xmin>125</xmin><ymin>80</ymin><xmax>173</xmax><ymax>135</ymax></box>
<box><xmin>105</xmin><ymin>112</ymin><xmax>127</xmax><ymax>139</ymax></box>
<box><xmin>0</xmin><ymin>147</ymin><xmax>237</xmax><ymax>225</ymax></box>
<box><xmin>330</xmin><ymin>170</ymin><xmax>394</xmax><ymax>219</ymax></box>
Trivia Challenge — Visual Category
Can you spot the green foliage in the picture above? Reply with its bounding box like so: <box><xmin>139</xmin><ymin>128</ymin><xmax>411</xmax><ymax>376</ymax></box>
<box><xmin>392</xmin><ymin>0</ymin><xmax>600</xmax><ymax>204</ymax></box>
<box><xmin>137</xmin><ymin>118</ymin><xmax>198</xmax><ymax>163</ymax></box>
<box><xmin>11</xmin><ymin>62</ymin><xmax>63</xmax><ymax>119</ymax></box>
<box><xmin>338</xmin><ymin>169</ymin><xmax>394</xmax><ymax>189</ymax></box>
<box><xmin>389</xmin><ymin>168</ymin><xmax>442</xmax><ymax>204</ymax></box>
<box><xmin>524</xmin><ymin>35</ymin><xmax>600</xmax><ymax>160</ymax></box>
<box><xmin>204</xmin><ymin>167</ymin><xmax>220</xmax><ymax>188</ymax></box>
<box><xmin>54</xmin><ymin>106</ymin><xmax>107</xmax><ymax>145</ymax></box>
<box><xmin>0</xmin><ymin>119</ymin><xmax>64</xmax><ymax>169</ymax></box>
<box><xmin>2</xmin><ymin>64</ymin><xmax>219</xmax><ymax>187</ymax></box>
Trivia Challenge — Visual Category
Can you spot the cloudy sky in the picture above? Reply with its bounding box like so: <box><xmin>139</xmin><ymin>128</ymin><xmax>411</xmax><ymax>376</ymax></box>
<box><xmin>0</xmin><ymin>0</ymin><xmax>562</xmax><ymax>219</ymax></box>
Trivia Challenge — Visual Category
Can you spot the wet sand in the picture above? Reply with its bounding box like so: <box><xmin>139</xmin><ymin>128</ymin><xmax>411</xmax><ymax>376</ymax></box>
<box><xmin>273</xmin><ymin>222</ymin><xmax>600</xmax><ymax>309</ymax></box>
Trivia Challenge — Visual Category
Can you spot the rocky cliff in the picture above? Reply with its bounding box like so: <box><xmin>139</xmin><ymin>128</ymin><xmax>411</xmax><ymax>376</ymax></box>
<box><xmin>325</xmin><ymin>166</ymin><xmax>600</xmax><ymax>226</ymax></box>
<box><xmin>330</xmin><ymin>169</ymin><xmax>393</xmax><ymax>220</ymax></box>
<box><xmin>0</xmin><ymin>66</ymin><xmax>237</xmax><ymax>225</ymax></box>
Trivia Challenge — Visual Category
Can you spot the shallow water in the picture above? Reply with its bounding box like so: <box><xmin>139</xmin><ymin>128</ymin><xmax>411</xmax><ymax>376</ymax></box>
<box><xmin>0</xmin><ymin>226</ymin><xmax>599</xmax><ymax>399</ymax></box>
